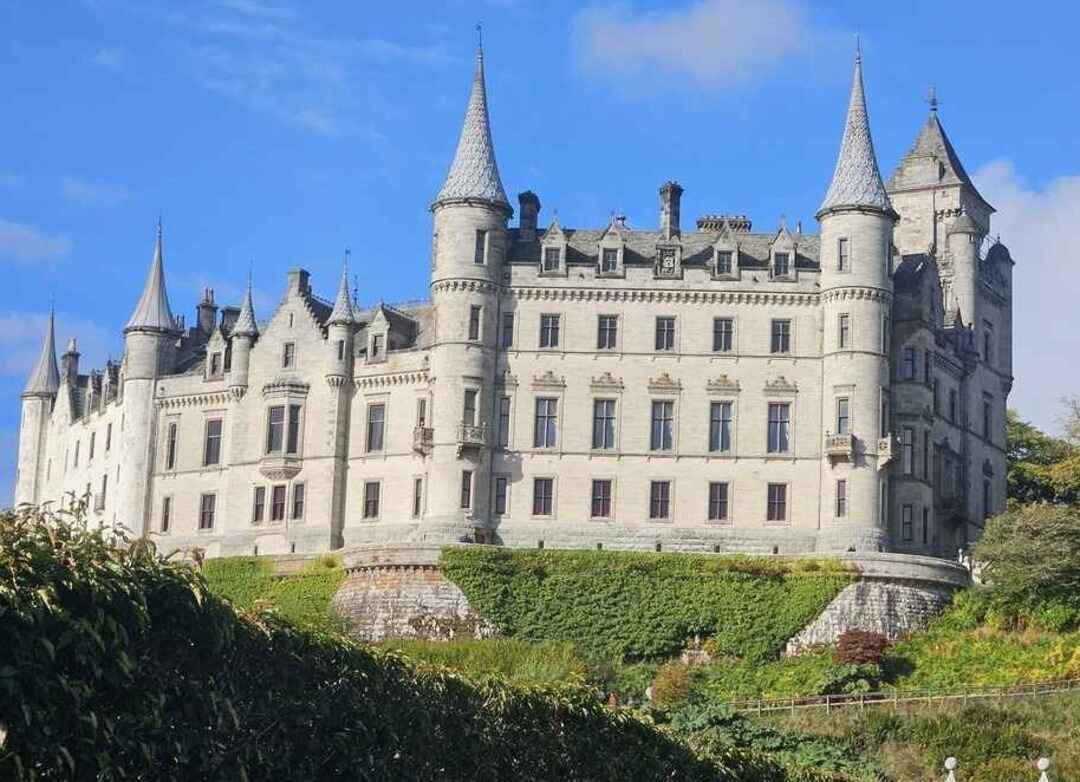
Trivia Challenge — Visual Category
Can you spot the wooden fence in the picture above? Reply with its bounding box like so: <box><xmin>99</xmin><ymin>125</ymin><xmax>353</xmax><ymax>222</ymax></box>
<box><xmin>727</xmin><ymin>677</ymin><xmax>1080</xmax><ymax>715</ymax></box>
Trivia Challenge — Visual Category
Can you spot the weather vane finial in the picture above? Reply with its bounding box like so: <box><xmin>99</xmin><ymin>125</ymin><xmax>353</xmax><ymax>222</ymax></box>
<box><xmin>476</xmin><ymin>22</ymin><xmax>482</xmax><ymax>52</ymax></box>
<box><xmin>854</xmin><ymin>33</ymin><xmax>861</xmax><ymax>63</ymax></box>
<box><xmin>927</xmin><ymin>85</ymin><xmax>939</xmax><ymax>114</ymax></box>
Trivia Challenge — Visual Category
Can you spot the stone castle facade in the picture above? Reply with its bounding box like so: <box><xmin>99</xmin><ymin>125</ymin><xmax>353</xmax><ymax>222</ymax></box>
<box><xmin>15</xmin><ymin>50</ymin><xmax>1013</xmax><ymax>560</ymax></box>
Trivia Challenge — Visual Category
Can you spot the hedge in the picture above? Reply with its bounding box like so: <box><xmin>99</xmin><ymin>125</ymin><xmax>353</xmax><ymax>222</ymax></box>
<box><xmin>0</xmin><ymin>508</ymin><xmax>784</xmax><ymax>781</ymax></box>
<box><xmin>439</xmin><ymin>548</ymin><xmax>854</xmax><ymax>662</ymax></box>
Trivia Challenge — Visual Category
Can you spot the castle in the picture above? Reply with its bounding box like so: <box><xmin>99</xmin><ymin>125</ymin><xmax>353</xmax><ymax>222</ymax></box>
<box><xmin>15</xmin><ymin>49</ymin><xmax>1013</xmax><ymax>560</ymax></box>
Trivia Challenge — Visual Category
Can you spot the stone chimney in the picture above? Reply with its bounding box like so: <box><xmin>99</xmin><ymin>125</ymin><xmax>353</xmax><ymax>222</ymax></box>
<box><xmin>61</xmin><ymin>337</ymin><xmax>80</xmax><ymax>383</ymax></box>
<box><xmin>518</xmin><ymin>191</ymin><xmax>540</xmax><ymax>242</ymax></box>
<box><xmin>286</xmin><ymin>268</ymin><xmax>311</xmax><ymax>298</ymax></box>
<box><xmin>196</xmin><ymin>288</ymin><xmax>218</xmax><ymax>334</ymax></box>
<box><xmin>659</xmin><ymin>181</ymin><xmax>683</xmax><ymax>240</ymax></box>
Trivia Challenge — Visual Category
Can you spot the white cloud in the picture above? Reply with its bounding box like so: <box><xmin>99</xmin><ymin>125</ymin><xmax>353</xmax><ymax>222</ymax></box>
<box><xmin>0</xmin><ymin>219</ymin><xmax>71</xmax><ymax>263</ymax></box>
<box><xmin>90</xmin><ymin>46</ymin><xmax>130</xmax><ymax>72</ymax></box>
<box><xmin>0</xmin><ymin>310</ymin><xmax>116</xmax><ymax>380</ymax></box>
<box><xmin>574</xmin><ymin>0</ymin><xmax>830</xmax><ymax>92</ymax></box>
<box><xmin>61</xmin><ymin>177</ymin><xmax>130</xmax><ymax>207</ymax></box>
<box><xmin>973</xmin><ymin>160</ymin><xmax>1080</xmax><ymax>436</ymax></box>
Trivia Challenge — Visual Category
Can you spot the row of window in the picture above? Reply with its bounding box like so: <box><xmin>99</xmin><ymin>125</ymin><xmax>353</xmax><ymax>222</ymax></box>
<box><xmin>162</xmin><ymin>404</ymin><xmax>304</xmax><ymax>471</ymax></box>
<box><xmin>60</xmin><ymin>421</ymin><xmax>114</xmax><ymax>473</ymax></box>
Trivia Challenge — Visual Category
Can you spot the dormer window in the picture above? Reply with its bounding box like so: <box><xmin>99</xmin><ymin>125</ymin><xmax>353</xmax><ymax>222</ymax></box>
<box><xmin>716</xmin><ymin>250</ymin><xmax>733</xmax><ymax>275</ymax></box>
<box><xmin>600</xmin><ymin>247</ymin><xmax>619</xmax><ymax>274</ymax></box>
<box><xmin>773</xmin><ymin>252</ymin><xmax>790</xmax><ymax>277</ymax></box>
<box><xmin>209</xmin><ymin>352</ymin><xmax>222</xmax><ymax>376</ymax></box>
<box><xmin>542</xmin><ymin>246</ymin><xmax>561</xmax><ymax>273</ymax></box>
<box><xmin>371</xmin><ymin>334</ymin><xmax>384</xmax><ymax>359</ymax></box>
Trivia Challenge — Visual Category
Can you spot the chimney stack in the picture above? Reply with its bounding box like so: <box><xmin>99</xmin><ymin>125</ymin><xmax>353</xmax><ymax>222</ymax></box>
<box><xmin>518</xmin><ymin>191</ymin><xmax>540</xmax><ymax>242</ymax></box>
<box><xmin>659</xmin><ymin>181</ymin><xmax>683</xmax><ymax>240</ymax></box>
<box><xmin>61</xmin><ymin>337</ymin><xmax>80</xmax><ymax>383</ymax></box>
<box><xmin>196</xmin><ymin>288</ymin><xmax>218</xmax><ymax>334</ymax></box>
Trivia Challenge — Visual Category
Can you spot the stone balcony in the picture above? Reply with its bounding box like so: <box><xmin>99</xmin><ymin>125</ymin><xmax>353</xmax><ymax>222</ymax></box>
<box><xmin>824</xmin><ymin>432</ymin><xmax>855</xmax><ymax>462</ymax></box>
<box><xmin>457</xmin><ymin>422</ymin><xmax>487</xmax><ymax>453</ymax></box>
<box><xmin>412</xmin><ymin>425</ymin><xmax>433</xmax><ymax>454</ymax></box>
<box><xmin>877</xmin><ymin>433</ymin><xmax>900</xmax><ymax>470</ymax></box>
<box><xmin>259</xmin><ymin>455</ymin><xmax>303</xmax><ymax>481</ymax></box>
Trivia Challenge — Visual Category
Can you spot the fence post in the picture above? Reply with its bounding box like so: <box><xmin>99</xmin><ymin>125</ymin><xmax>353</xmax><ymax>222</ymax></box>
<box><xmin>826</xmin><ymin>694</ymin><xmax>831</xmax><ymax>715</ymax></box>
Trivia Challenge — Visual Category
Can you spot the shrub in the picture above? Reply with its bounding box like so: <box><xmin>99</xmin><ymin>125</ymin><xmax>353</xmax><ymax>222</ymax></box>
<box><xmin>834</xmin><ymin>631</ymin><xmax>888</xmax><ymax>666</ymax></box>
<box><xmin>650</xmin><ymin>662</ymin><xmax>696</xmax><ymax>708</ymax></box>
<box><xmin>380</xmin><ymin>637</ymin><xmax>587</xmax><ymax>685</ymax></box>
<box><xmin>440</xmin><ymin>548</ymin><xmax>853</xmax><ymax>662</ymax></box>
<box><xmin>0</xmin><ymin>507</ymin><xmax>776</xmax><ymax>781</ymax></box>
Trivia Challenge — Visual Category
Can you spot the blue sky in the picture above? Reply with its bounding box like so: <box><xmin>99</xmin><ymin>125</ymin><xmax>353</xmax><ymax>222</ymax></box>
<box><xmin>3</xmin><ymin>0</ymin><xmax>1079</xmax><ymax>502</ymax></box>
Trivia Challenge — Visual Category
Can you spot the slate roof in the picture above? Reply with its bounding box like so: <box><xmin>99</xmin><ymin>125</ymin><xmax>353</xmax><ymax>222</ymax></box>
<box><xmin>126</xmin><ymin>224</ymin><xmax>178</xmax><ymax>333</ymax></box>
<box><xmin>818</xmin><ymin>52</ymin><xmax>893</xmax><ymax>216</ymax></box>
<box><xmin>433</xmin><ymin>50</ymin><xmax>509</xmax><ymax>211</ymax></box>
<box><xmin>327</xmin><ymin>262</ymin><xmax>357</xmax><ymax>326</ymax></box>
<box><xmin>231</xmin><ymin>280</ymin><xmax>259</xmax><ymax>337</ymax></box>
<box><xmin>887</xmin><ymin>111</ymin><xmax>990</xmax><ymax>211</ymax></box>
<box><xmin>23</xmin><ymin>309</ymin><xmax>60</xmax><ymax>397</ymax></box>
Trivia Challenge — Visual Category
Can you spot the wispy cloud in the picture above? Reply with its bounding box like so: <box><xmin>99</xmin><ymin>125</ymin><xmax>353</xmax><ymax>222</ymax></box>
<box><xmin>90</xmin><ymin>45</ymin><xmax>130</xmax><ymax>72</ymax></box>
<box><xmin>358</xmin><ymin>37</ymin><xmax>455</xmax><ymax>65</ymax></box>
<box><xmin>0</xmin><ymin>220</ymin><xmax>71</xmax><ymax>263</ymax></box>
<box><xmin>0</xmin><ymin>172</ymin><xmax>22</xmax><ymax>189</ymax></box>
<box><xmin>974</xmin><ymin>160</ymin><xmax>1080</xmax><ymax>435</ymax></box>
<box><xmin>61</xmin><ymin>177</ymin><xmax>130</xmax><ymax>207</ymax></box>
<box><xmin>574</xmin><ymin>0</ymin><xmax>835</xmax><ymax>94</ymax></box>
<box><xmin>0</xmin><ymin>310</ymin><xmax>116</xmax><ymax>380</ymax></box>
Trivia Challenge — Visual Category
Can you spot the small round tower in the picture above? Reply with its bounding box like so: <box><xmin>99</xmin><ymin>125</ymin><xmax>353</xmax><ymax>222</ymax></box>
<box><xmin>229</xmin><ymin>275</ymin><xmax>259</xmax><ymax>393</ymax></box>
<box><xmin>15</xmin><ymin>308</ymin><xmax>60</xmax><ymax>506</ymax></box>
<box><xmin>815</xmin><ymin>49</ymin><xmax>897</xmax><ymax>552</ymax></box>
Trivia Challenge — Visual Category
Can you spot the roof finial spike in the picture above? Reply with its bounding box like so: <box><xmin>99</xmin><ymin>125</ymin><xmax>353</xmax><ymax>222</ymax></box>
<box><xmin>927</xmin><ymin>85</ymin><xmax>939</xmax><ymax>114</ymax></box>
<box><xmin>854</xmin><ymin>33</ymin><xmax>861</xmax><ymax>63</ymax></box>
<box><xmin>476</xmin><ymin>22</ymin><xmax>482</xmax><ymax>54</ymax></box>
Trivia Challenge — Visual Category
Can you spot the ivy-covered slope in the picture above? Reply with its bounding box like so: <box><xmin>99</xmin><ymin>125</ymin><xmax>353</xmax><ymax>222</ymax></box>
<box><xmin>439</xmin><ymin>548</ymin><xmax>854</xmax><ymax>661</ymax></box>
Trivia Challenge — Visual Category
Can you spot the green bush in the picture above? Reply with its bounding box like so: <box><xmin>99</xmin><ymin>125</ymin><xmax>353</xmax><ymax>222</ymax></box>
<box><xmin>440</xmin><ymin>548</ymin><xmax>853</xmax><ymax>662</ymax></box>
<box><xmin>0</xmin><ymin>507</ymin><xmax>785</xmax><ymax>781</ymax></box>
<box><xmin>379</xmin><ymin>637</ymin><xmax>587</xmax><ymax>686</ymax></box>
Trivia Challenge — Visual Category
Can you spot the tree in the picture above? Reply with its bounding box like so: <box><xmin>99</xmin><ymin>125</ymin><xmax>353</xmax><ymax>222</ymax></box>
<box><xmin>1005</xmin><ymin>409</ymin><xmax>1080</xmax><ymax>506</ymax></box>
<box><xmin>973</xmin><ymin>504</ymin><xmax>1080</xmax><ymax>607</ymax></box>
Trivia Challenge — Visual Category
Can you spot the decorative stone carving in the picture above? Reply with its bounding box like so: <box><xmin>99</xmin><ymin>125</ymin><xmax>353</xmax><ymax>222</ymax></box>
<box><xmin>532</xmin><ymin>369</ymin><xmax>565</xmax><ymax>389</ymax></box>
<box><xmin>647</xmin><ymin>372</ymin><xmax>682</xmax><ymax>393</ymax></box>
<box><xmin>590</xmin><ymin>371</ymin><xmax>624</xmax><ymax>392</ymax></box>
<box><xmin>706</xmin><ymin>375</ymin><xmax>740</xmax><ymax>394</ymax></box>
<box><xmin>764</xmin><ymin>376</ymin><xmax>798</xmax><ymax>394</ymax></box>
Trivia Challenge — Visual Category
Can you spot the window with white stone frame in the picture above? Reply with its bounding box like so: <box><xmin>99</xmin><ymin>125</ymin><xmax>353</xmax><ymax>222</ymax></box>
<box><xmin>271</xmin><ymin>485</ymin><xmax>287</xmax><ymax>521</ymax></box>
<box><xmin>901</xmin><ymin>504</ymin><xmax>914</xmax><ymax>541</ymax></box>
<box><xmin>770</xmin><ymin>320</ymin><xmax>791</xmax><ymax>354</ymax></box>
<box><xmin>772</xmin><ymin>252</ymin><xmax>791</xmax><ymax>277</ymax></box>
<box><xmin>766</xmin><ymin>483</ymin><xmax>787</xmax><ymax>522</ymax></box>
<box><xmin>708</xmin><ymin>401</ymin><xmax>733</xmax><ymax>453</ymax></box>
<box><xmin>713</xmin><ymin>318</ymin><xmax>733</xmax><ymax>352</ymax></box>
<box><xmin>494</xmin><ymin>475</ymin><xmax>509</xmax><ymax>516</ymax></box>
<box><xmin>291</xmin><ymin>483</ymin><xmax>305</xmax><ymax>520</ymax></box>
<box><xmin>590</xmin><ymin>479</ymin><xmax>612</xmax><ymax>518</ymax></box>
<box><xmin>199</xmin><ymin>493</ymin><xmax>216</xmax><ymax>530</ymax></box>
<box><xmin>836</xmin><ymin>479</ymin><xmax>847</xmax><ymax>517</ymax></box>
<box><xmin>474</xmin><ymin>229</ymin><xmax>487</xmax><ymax>265</ymax></box>
<box><xmin>600</xmin><ymin>247</ymin><xmax>619</xmax><ymax>274</ymax></box>
<box><xmin>532</xmin><ymin>477</ymin><xmax>554</xmax><ymax>516</ymax></box>
<box><xmin>364</xmin><ymin>481</ymin><xmax>381</xmax><ymax>518</ymax></box>
<box><xmin>534</xmin><ymin>398</ymin><xmax>558</xmax><ymax>448</ymax></box>
<box><xmin>767</xmin><ymin>403</ymin><xmax>791</xmax><ymax>453</ymax></box>
<box><xmin>468</xmin><ymin>305</ymin><xmax>481</xmax><ymax>341</ymax></box>
<box><xmin>252</xmin><ymin>486</ymin><xmax>266</xmax><ymax>524</ymax></box>
<box><xmin>539</xmin><ymin>314</ymin><xmax>560</xmax><ymax>348</ymax></box>
<box><xmin>649</xmin><ymin>480</ymin><xmax>671</xmax><ymax>520</ymax></box>
<box><xmin>597</xmin><ymin>315</ymin><xmax>618</xmax><ymax>350</ymax></box>
<box><xmin>650</xmin><ymin>400</ymin><xmax>674</xmax><ymax>451</ymax></box>
<box><xmin>838</xmin><ymin>238</ymin><xmax>849</xmax><ymax>271</ymax></box>
<box><xmin>366</xmin><ymin>403</ymin><xmax>386</xmax><ymax>452</ymax></box>
<box><xmin>708</xmin><ymin>482</ymin><xmax>729</xmax><ymax>522</ymax></box>
<box><xmin>655</xmin><ymin>316</ymin><xmax>676</xmax><ymax>351</ymax></box>
<box><xmin>265</xmin><ymin>404</ymin><xmax>302</xmax><ymax>455</ymax></box>
<box><xmin>592</xmin><ymin>399</ymin><xmax>616</xmax><ymax>450</ymax></box>
<box><xmin>715</xmin><ymin>249</ymin><xmax>734</xmax><ymax>276</ymax></box>
<box><xmin>203</xmin><ymin>418</ymin><xmax>223</xmax><ymax>466</ymax></box>
<box><xmin>542</xmin><ymin>246</ymin><xmax>561</xmax><ymax>273</ymax></box>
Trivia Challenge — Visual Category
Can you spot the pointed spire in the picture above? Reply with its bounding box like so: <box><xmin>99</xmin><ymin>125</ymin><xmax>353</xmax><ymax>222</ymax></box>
<box><xmin>23</xmin><ymin>307</ymin><xmax>60</xmax><ymax>397</ymax></box>
<box><xmin>433</xmin><ymin>43</ymin><xmax>510</xmax><ymax>212</ymax></box>
<box><xmin>125</xmin><ymin>220</ymin><xmax>178</xmax><ymax>333</ymax></box>
<box><xmin>328</xmin><ymin>252</ymin><xmax>356</xmax><ymax>326</ymax></box>
<box><xmin>818</xmin><ymin>48</ymin><xmax>893</xmax><ymax>217</ymax></box>
<box><xmin>232</xmin><ymin>272</ymin><xmax>259</xmax><ymax>337</ymax></box>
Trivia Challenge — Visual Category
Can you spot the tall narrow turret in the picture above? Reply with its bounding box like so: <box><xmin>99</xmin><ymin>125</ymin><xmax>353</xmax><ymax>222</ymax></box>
<box><xmin>228</xmin><ymin>274</ymin><xmax>259</xmax><ymax>393</ymax></box>
<box><xmin>15</xmin><ymin>309</ymin><xmax>60</xmax><ymax>506</ymax></box>
<box><xmin>817</xmin><ymin>49</ymin><xmax>896</xmax><ymax>552</ymax></box>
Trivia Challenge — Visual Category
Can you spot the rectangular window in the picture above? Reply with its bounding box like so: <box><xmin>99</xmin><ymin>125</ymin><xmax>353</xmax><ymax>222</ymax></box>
<box><xmin>337</xmin><ymin>339</ymin><xmax>345</xmax><ymax>361</ymax></box>
<box><xmin>494</xmin><ymin>476</ymin><xmax>508</xmax><ymax>515</ymax></box>
<box><xmin>591</xmin><ymin>479</ymin><xmax>612</xmax><ymax>518</ymax></box>
<box><xmin>286</xmin><ymin>404</ymin><xmax>301</xmax><ymax>454</ymax></box>
<box><xmin>770</xmin><ymin>319</ymin><xmax>791</xmax><ymax>354</ymax></box>
<box><xmin>836</xmin><ymin>398</ymin><xmax>850</xmax><ymax>435</ymax></box>
<box><xmin>364</xmin><ymin>481</ymin><xmax>381</xmax><ymax>518</ymax></box>
<box><xmin>766</xmin><ymin>483</ymin><xmax>787</xmax><ymax>522</ymax></box>
<box><xmin>902</xmin><ymin>347</ymin><xmax>916</xmax><ymax>380</ymax></box>
<box><xmin>199</xmin><ymin>493</ymin><xmax>216</xmax><ymax>530</ymax></box>
<box><xmin>463</xmin><ymin>389</ymin><xmax>478</xmax><ymax>426</ymax></box>
<box><xmin>501</xmin><ymin>311</ymin><xmax>514</xmax><ymax>348</ymax></box>
<box><xmin>416</xmin><ymin>398</ymin><xmax>427</xmax><ymax>428</ymax></box>
<box><xmin>89</xmin><ymin>432</ymin><xmax>96</xmax><ymax>461</ymax></box>
<box><xmin>838</xmin><ymin>314</ymin><xmax>850</xmax><ymax>349</ymax></box>
<box><xmin>949</xmin><ymin>389</ymin><xmax>958</xmax><ymax>423</ymax></box>
<box><xmin>371</xmin><ymin>334</ymin><xmax>383</xmax><ymax>358</ymax></box>
<box><xmin>542</xmin><ymin>246</ymin><xmax>560</xmax><ymax>272</ymax></box>
<box><xmin>655</xmin><ymin>316</ymin><xmax>676</xmax><ymax>351</ymax></box>
<box><xmin>902</xmin><ymin>427</ymin><xmax>914</xmax><ymax>475</ymax></box>
<box><xmin>539</xmin><ymin>314</ymin><xmax>560</xmax><ymax>348</ymax></box>
<box><xmin>282</xmin><ymin>342</ymin><xmax>295</xmax><ymax>369</ymax></box>
<box><xmin>649</xmin><ymin>481</ymin><xmax>671</xmax><ymax>520</ymax></box>
<box><xmin>592</xmin><ymin>399</ymin><xmax>617</xmax><ymax>450</ymax></box>
<box><xmin>773</xmin><ymin>252</ymin><xmax>790</xmax><ymax>277</ymax></box>
<box><xmin>983</xmin><ymin>323</ymin><xmax>993</xmax><ymax>365</ymax></box>
<box><xmin>534</xmin><ymin>398</ymin><xmax>558</xmax><ymax>448</ymax></box>
<box><xmin>533</xmin><ymin>478</ymin><xmax>554</xmax><ymax>515</ymax></box>
<box><xmin>650</xmin><ymin>400</ymin><xmax>674</xmax><ymax>451</ymax></box>
<box><xmin>498</xmin><ymin>396</ymin><xmax>511</xmax><ymax>448</ymax></box>
<box><xmin>881</xmin><ymin>394</ymin><xmax>890</xmax><ymax>438</ymax></box>
<box><xmin>412</xmin><ymin>477</ymin><xmax>423</xmax><ymax>517</ymax></box>
<box><xmin>601</xmin><ymin>247</ymin><xmax>619</xmax><ymax>272</ymax></box>
<box><xmin>105</xmin><ymin>423</ymin><xmax>112</xmax><ymax>452</ymax></box>
<box><xmin>210</xmin><ymin>352</ymin><xmax>222</xmax><ymax>375</ymax></box>
<box><xmin>460</xmin><ymin>471</ymin><xmax>473</xmax><ymax>509</ymax></box>
<box><xmin>474</xmin><ymin>229</ymin><xmax>487</xmax><ymax>265</ymax></box>
<box><xmin>709</xmin><ymin>401</ymin><xmax>733</xmax><ymax>453</ymax></box>
<box><xmin>252</xmin><ymin>486</ymin><xmax>266</xmax><ymax>524</ymax></box>
<box><xmin>165</xmin><ymin>422</ymin><xmax>178</xmax><ymax>469</ymax></box>
<box><xmin>716</xmin><ymin>250</ymin><xmax>733</xmax><ymax>275</ymax></box>
<box><xmin>902</xmin><ymin>505</ymin><xmax>914</xmax><ymax>541</ymax></box>
<box><xmin>838</xmin><ymin>238</ymin><xmax>849</xmax><ymax>271</ymax></box>
<box><xmin>291</xmin><ymin>483</ymin><xmax>305</xmax><ymax>519</ymax></box>
<box><xmin>767</xmin><ymin>402</ymin><xmax>791</xmax><ymax>453</ymax></box>
<box><xmin>881</xmin><ymin>314</ymin><xmax>890</xmax><ymax>353</ymax></box>
<box><xmin>203</xmin><ymin>418</ymin><xmax>223</xmax><ymax>466</ymax></box>
<box><xmin>983</xmin><ymin>398</ymin><xmax>992</xmax><ymax>440</ymax></box>
<box><xmin>713</xmin><ymin>318</ymin><xmax>733</xmax><ymax>352</ymax></box>
<box><xmin>161</xmin><ymin>496</ymin><xmax>172</xmax><ymax>533</ymax></box>
<box><xmin>922</xmin><ymin>507</ymin><xmax>929</xmax><ymax>544</ymax></box>
<box><xmin>597</xmin><ymin>315</ymin><xmax>618</xmax><ymax>349</ymax></box>
<box><xmin>932</xmin><ymin>379</ymin><xmax>940</xmax><ymax>414</ymax></box>
<box><xmin>923</xmin><ymin>429</ymin><xmax>930</xmax><ymax>479</ymax></box>
<box><xmin>266</xmin><ymin>406</ymin><xmax>285</xmax><ymax>453</ymax></box>
<box><xmin>100</xmin><ymin>473</ymin><xmax>107</xmax><ymax>505</ymax></box>
<box><xmin>468</xmin><ymin>305</ymin><xmax>481</xmax><ymax>341</ymax></box>
<box><xmin>836</xmin><ymin>479</ymin><xmax>847</xmax><ymax>517</ymax></box>
<box><xmin>366</xmin><ymin>403</ymin><xmax>386</xmax><ymax>452</ymax></box>
<box><xmin>271</xmin><ymin>485</ymin><xmax>286</xmax><ymax>521</ymax></box>
<box><xmin>708</xmin><ymin>482</ymin><xmax>729</xmax><ymax>522</ymax></box>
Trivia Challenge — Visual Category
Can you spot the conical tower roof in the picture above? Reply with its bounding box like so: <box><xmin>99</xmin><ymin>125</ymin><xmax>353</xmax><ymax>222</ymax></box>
<box><xmin>232</xmin><ymin>276</ymin><xmax>259</xmax><ymax>337</ymax></box>
<box><xmin>433</xmin><ymin>48</ymin><xmax>510</xmax><ymax>212</ymax></box>
<box><xmin>818</xmin><ymin>50</ymin><xmax>893</xmax><ymax>217</ymax></box>
<box><xmin>125</xmin><ymin>222</ymin><xmax>178</xmax><ymax>333</ymax></box>
<box><xmin>23</xmin><ymin>308</ymin><xmax>60</xmax><ymax>397</ymax></box>
<box><xmin>327</xmin><ymin>257</ymin><xmax>356</xmax><ymax>326</ymax></box>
